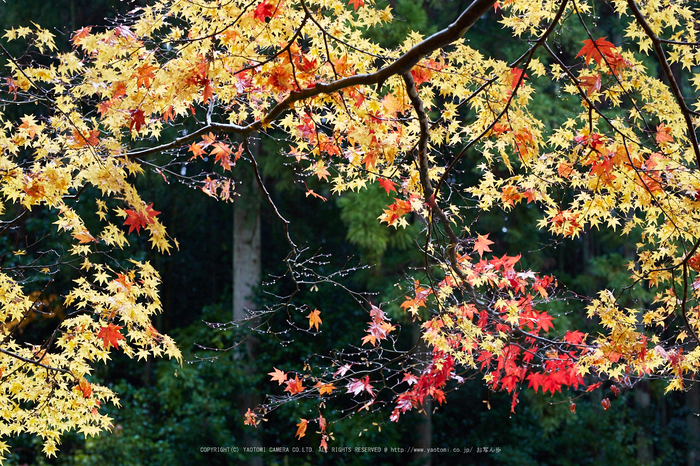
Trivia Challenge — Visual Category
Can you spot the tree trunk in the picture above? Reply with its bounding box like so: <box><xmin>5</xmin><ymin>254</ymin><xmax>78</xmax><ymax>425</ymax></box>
<box><xmin>687</xmin><ymin>383</ymin><xmax>700</xmax><ymax>466</ymax></box>
<box><xmin>634</xmin><ymin>381</ymin><xmax>653</xmax><ymax>464</ymax></box>
<box><xmin>412</xmin><ymin>322</ymin><xmax>432</xmax><ymax>466</ymax></box>
<box><xmin>233</xmin><ymin>141</ymin><xmax>262</xmax><ymax>466</ymax></box>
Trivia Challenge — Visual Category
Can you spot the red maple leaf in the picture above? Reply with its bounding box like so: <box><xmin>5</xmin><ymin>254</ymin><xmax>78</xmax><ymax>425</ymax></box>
<box><xmin>254</xmin><ymin>1</ymin><xmax>275</xmax><ymax>22</ymax></box>
<box><xmin>563</xmin><ymin>330</ymin><xmax>585</xmax><ymax>345</ymax></box>
<box><xmin>508</xmin><ymin>67</ymin><xmax>528</xmax><ymax>92</ymax></box>
<box><xmin>123</xmin><ymin>203</ymin><xmax>160</xmax><ymax>235</ymax></box>
<box><xmin>379</xmin><ymin>178</ymin><xmax>396</xmax><ymax>195</ymax></box>
<box><xmin>347</xmin><ymin>0</ymin><xmax>364</xmax><ymax>10</ymax></box>
<box><xmin>284</xmin><ymin>375</ymin><xmax>304</xmax><ymax>395</ymax></box>
<box><xmin>97</xmin><ymin>323</ymin><xmax>125</xmax><ymax>350</ymax></box>
<box><xmin>473</xmin><ymin>234</ymin><xmax>494</xmax><ymax>258</ymax></box>
<box><xmin>129</xmin><ymin>108</ymin><xmax>146</xmax><ymax>133</ymax></box>
<box><xmin>381</xmin><ymin>198</ymin><xmax>412</xmax><ymax>224</ymax></box>
<box><xmin>576</xmin><ymin>37</ymin><xmax>618</xmax><ymax>66</ymax></box>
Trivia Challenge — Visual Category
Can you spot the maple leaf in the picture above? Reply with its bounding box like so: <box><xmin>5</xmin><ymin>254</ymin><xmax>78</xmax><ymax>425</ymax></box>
<box><xmin>473</xmin><ymin>234</ymin><xmax>494</xmax><ymax>258</ymax></box>
<box><xmin>295</xmin><ymin>419</ymin><xmax>308</xmax><ymax>439</ymax></box>
<box><xmin>71</xmin><ymin>27</ymin><xmax>91</xmax><ymax>47</ymax></box>
<box><xmin>307</xmin><ymin>309</ymin><xmax>322</xmax><ymax>331</ymax></box>
<box><xmin>71</xmin><ymin>129</ymin><xmax>100</xmax><ymax>148</ymax></box>
<box><xmin>579</xmin><ymin>74</ymin><xmax>601</xmax><ymax>97</ymax></box>
<box><xmin>244</xmin><ymin>408</ymin><xmax>259</xmax><ymax>427</ymax></box>
<box><xmin>655</xmin><ymin>124</ymin><xmax>673</xmax><ymax>146</ymax></box>
<box><xmin>316</xmin><ymin>382</ymin><xmax>336</xmax><ymax>395</ymax></box>
<box><xmin>78</xmin><ymin>377</ymin><xmax>92</xmax><ymax>398</ymax></box>
<box><xmin>254</xmin><ymin>1</ymin><xmax>275</xmax><ymax>22</ymax></box>
<box><xmin>268</xmin><ymin>367</ymin><xmax>287</xmax><ymax>385</ymax></box>
<box><xmin>380</xmin><ymin>198</ymin><xmax>412</xmax><ymax>225</ymax></box>
<box><xmin>564</xmin><ymin>330</ymin><xmax>585</xmax><ymax>345</ymax></box>
<box><xmin>334</xmin><ymin>364</ymin><xmax>351</xmax><ymax>377</ymax></box>
<box><xmin>129</xmin><ymin>108</ymin><xmax>146</xmax><ymax>133</ymax></box>
<box><xmin>188</xmin><ymin>141</ymin><xmax>205</xmax><ymax>159</ymax></box>
<box><xmin>284</xmin><ymin>375</ymin><xmax>304</xmax><ymax>395</ymax></box>
<box><xmin>202</xmin><ymin>177</ymin><xmax>218</xmax><ymax>198</ymax></box>
<box><xmin>97</xmin><ymin>323</ymin><xmax>125</xmax><ymax>350</ymax></box>
<box><xmin>507</xmin><ymin>67</ymin><xmax>528</xmax><ymax>92</ymax></box>
<box><xmin>379</xmin><ymin>178</ymin><xmax>396</xmax><ymax>195</ymax></box>
<box><xmin>305</xmin><ymin>188</ymin><xmax>327</xmax><ymax>202</ymax></box>
<box><xmin>73</xmin><ymin>229</ymin><xmax>97</xmax><ymax>244</ymax></box>
<box><xmin>347</xmin><ymin>376</ymin><xmax>374</xmax><ymax>397</ymax></box>
<box><xmin>123</xmin><ymin>203</ymin><xmax>160</xmax><ymax>235</ymax></box>
<box><xmin>576</xmin><ymin>37</ymin><xmax>617</xmax><ymax>66</ymax></box>
<box><xmin>347</xmin><ymin>0</ymin><xmax>364</xmax><ymax>10</ymax></box>
<box><xmin>402</xmin><ymin>372</ymin><xmax>418</xmax><ymax>386</ymax></box>
<box><xmin>19</xmin><ymin>115</ymin><xmax>39</xmax><ymax>139</ymax></box>
<box><xmin>211</xmin><ymin>142</ymin><xmax>233</xmax><ymax>170</ymax></box>
<box><xmin>112</xmin><ymin>82</ymin><xmax>127</xmax><ymax>99</ymax></box>
<box><xmin>601</xmin><ymin>398</ymin><xmax>611</xmax><ymax>411</ymax></box>
<box><xmin>202</xmin><ymin>78</ymin><xmax>213</xmax><ymax>103</ymax></box>
<box><xmin>133</xmin><ymin>63</ymin><xmax>157</xmax><ymax>88</ymax></box>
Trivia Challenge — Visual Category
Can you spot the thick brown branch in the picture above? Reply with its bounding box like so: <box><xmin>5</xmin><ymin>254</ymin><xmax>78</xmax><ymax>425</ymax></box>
<box><xmin>403</xmin><ymin>71</ymin><xmax>466</xmax><ymax>279</ymax></box>
<box><xmin>128</xmin><ymin>0</ymin><xmax>496</xmax><ymax>158</ymax></box>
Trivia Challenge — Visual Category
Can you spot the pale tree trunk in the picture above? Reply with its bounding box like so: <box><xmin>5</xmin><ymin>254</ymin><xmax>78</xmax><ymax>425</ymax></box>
<box><xmin>412</xmin><ymin>322</ymin><xmax>432</xmax><ymax>466</ymax></box>
<box><xmin>634</xmin><ymin>381</ymin><xmax>653</xmax><ymax>464</ymax></box>
<box><xmin>233</xmin><ymin>141</ymin><xmax>262</xmax><ymax>466</ymax></box>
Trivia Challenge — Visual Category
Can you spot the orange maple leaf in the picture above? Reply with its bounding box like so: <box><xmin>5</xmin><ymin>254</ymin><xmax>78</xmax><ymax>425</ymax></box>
<box><xmin>268</xmin><ymin>367</ymin><xmax>287</xmax><ymax>385</ymax></box>
<box><xmin>97</xmin><ymin>323</ymin><xmax>125</xmax><ymax>350</ymax></box>
<box><xmin>295</xmin><ymin>419</ymin><xmax>308</xmax><ymax>439</ymax></box>
<box><xmin>202</xmin><ymin>177</ymin><xmax>218</xmax><ymax>198</ymax></box>
<box><xmin>380</xmin><ymin>198</ymin><xmax>412</xmax><ymax>225</ymax></box>
<box><xmin>244</xmin><ymin>408</ymin><xmax>259</xmax><ymax>426</ymax></box>
<box><xmin>347</xmin><ymin>0</ymin><xmax>364</xmax><ymax>10</ymax></box>
<box><xmin>78</xmin><ymin>377</ymin><xmax>92</xmax><ymax>398</ymax></box>
<box><xmin>285</xmin><ymin>375</ymin><xmax>304</xmax><ymax>395</ymax></box>
<box><xmin>655</xmin><ymin>123</ymin><xmax>673</xmax><ymax>146</ymax></box>
<box><xmin>315</xmin><ymin>382</ymin><xmax>336</xmax><ymax>395</ymax></box>
<box><xmin>73</xmin><ymin>229</ymin><xmax>97</xmax><ymax>244</ymax></box>
<box><xmin>123</xmin><ymin>203</ymin><xmax>160</xmax><ymax>235</ymax></box>
<box><xmin>473</xmin><ymin>234</ymin><xmax>494</xmax><ymax>258</ymax></box>
<box><xmin>211</xmin><ymin>142</ymin><xmax>233</xmax><ymax>170</ymax></box>
<box><xmin>19</xmin><ymin>116</ymin><xmax>39</xmax><ymax>139</ymax></box>
<box><xmin>71</xmin><ymin>27</ymin><xmax>92</xmax><ymax>47</ymax></box>
<box><xmin>133</xmin><ymin>63</ymin><xmax>157</xmax><ymax>88</ymax></box>
<box><xmin>307</xmin><ymin>309</ymin><xmax>322</xmax><ymax>331</ymax></box>
<box><xmin>576</xmin><ymin>37</ymin><xmax>617</xmax><ymax>66</ymax></box>
<box><xmin>188</xmin><ymin>141</ymin><xmax>205</xmax><ymax>159</ymax></box>
<box><xmin>579</xmin><ymin>74</ymin><xmax>601</xmax><ymax>97</ymax></box>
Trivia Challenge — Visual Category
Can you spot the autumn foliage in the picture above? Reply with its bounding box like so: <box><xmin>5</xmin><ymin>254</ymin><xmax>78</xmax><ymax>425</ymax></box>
<box><xmin>0</xmin><ymin>0</ymin><xmax>700</xmax><ymax>459</ymax></box>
